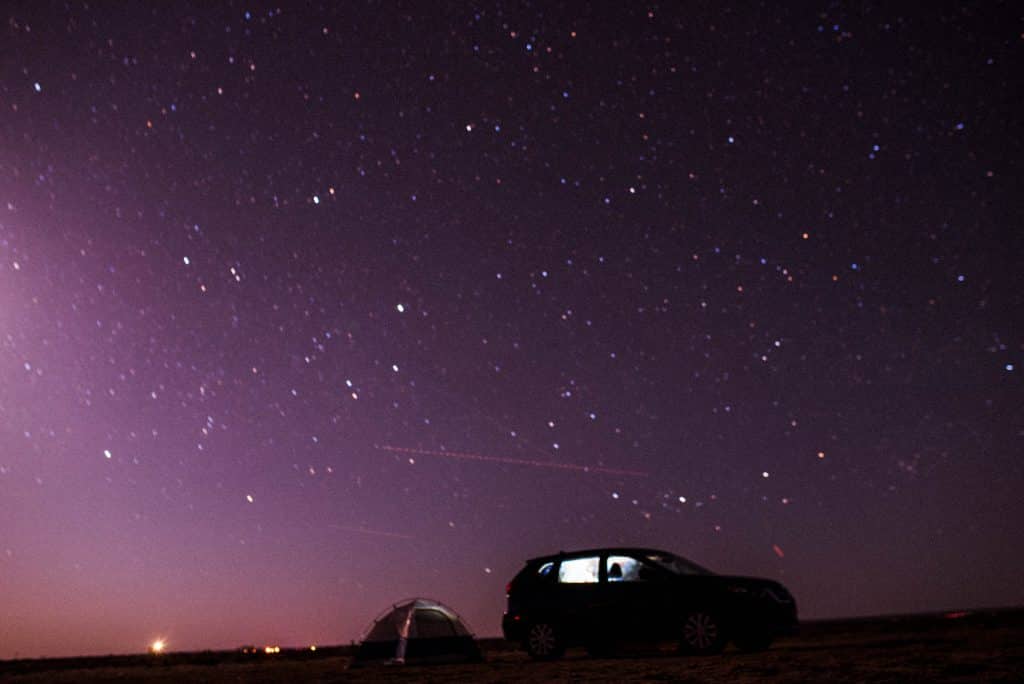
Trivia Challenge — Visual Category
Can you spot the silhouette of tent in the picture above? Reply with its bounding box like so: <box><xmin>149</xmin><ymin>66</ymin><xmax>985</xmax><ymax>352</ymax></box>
<box><xmin>350</xmin><ymin>598</ymin><xmax>482</xmax><ymax>667</ymax></box>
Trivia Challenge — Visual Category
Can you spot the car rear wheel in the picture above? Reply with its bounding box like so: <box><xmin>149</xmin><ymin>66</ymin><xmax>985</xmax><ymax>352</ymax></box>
<box><xmin>679</xmin><ymin>610</ymin><xmax>726</xmax><ymax>655</ymax></box>
<box><xmin>525</xmin><ymin>621</ymin><xmax>564</xmax><ymax>660</ymax></box>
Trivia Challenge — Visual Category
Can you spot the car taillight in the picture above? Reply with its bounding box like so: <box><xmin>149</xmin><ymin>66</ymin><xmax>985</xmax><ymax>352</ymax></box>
<box><xmin>506</xmin><ymin>582</ymin><xmax>512</xmax><ymax>595</ymax></box>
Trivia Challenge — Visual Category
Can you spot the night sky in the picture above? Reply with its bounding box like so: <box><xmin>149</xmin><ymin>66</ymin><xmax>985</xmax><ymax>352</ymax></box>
<box><xmin>2</xmin><ymin>2</ymin><xmax>1022</xmax><ymax>659</ymax></box>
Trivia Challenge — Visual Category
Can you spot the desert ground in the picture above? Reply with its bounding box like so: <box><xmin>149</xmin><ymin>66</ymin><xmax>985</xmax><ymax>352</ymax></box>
<box><xmin>2</xmin><ymin>609</ymin><xmax>1022</xmax><ymax>683</ymax></box>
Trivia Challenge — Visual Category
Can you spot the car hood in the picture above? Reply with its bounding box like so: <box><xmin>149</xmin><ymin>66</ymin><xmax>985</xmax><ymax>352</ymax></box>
<box><xmin>717</xmin><ymin>575</ymin><xmax>795</xmax><ymax>602</ymax></box>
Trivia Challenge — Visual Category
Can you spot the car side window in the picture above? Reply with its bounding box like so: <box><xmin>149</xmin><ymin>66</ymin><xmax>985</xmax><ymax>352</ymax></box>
<box><xmin>606</xmin><ymin>555</ymin><xmax>648</xmax><ymax>582</ymax></box>
<box><xmin>537</xmin><ymin>561</ymin><xmax>555</xmax><ymax>579</ymax></box>
<box><xmin>558</xmin><ymin>556</ymin><xmax>600</xmax><ymax>583</ymax></box>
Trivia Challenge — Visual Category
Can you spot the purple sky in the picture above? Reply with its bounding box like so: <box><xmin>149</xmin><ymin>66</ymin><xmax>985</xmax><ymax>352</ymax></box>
<box><xmin>2</xmin><ymin>2</ymin><xmax>1022</xmax><ymax>659</ymax></box>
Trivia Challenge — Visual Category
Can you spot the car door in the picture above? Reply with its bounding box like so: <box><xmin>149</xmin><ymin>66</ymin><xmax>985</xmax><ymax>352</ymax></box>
<box><xmin>601</xmin><ymin>554</ymin><xmax>675</xmax><ymax>641</ymax></box>
<box><xmin>553</xmin><ymin>555</ymin><xmax>603</xmax><ymax>638</ymax></box>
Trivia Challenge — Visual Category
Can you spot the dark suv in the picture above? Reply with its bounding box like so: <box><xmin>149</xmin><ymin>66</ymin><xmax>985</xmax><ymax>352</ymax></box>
<box><xmin>502</xmin><ymin>547</ymin><xmax>797</xmax><ymax>659</ymax></box>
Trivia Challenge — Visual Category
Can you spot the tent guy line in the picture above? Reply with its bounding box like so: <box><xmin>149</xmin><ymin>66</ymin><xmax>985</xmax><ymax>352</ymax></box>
<box><xmin>375</xmin><ymin>445</ymin><xmax>650</xmax><ymax>477</ymax></box>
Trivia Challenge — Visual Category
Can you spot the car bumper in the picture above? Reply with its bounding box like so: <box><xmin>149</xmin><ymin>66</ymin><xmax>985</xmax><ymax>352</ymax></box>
<box><xmin>733</xmin><ymin>594</ymin><xmax>798</xmax><ymax>636</ymax></box>
<box><xmin>502</xmin><ymin>612</ymin><xmax>526</xmax><ymax>642</ymax></box>
<box><xmin>763</xmin><ymin>600</ymin><xmax>799</xmax><ymax>635</ymax></box>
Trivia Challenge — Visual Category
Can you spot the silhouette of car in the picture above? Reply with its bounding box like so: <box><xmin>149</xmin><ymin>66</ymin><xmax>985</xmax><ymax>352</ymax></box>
<box><xmin>502</xmin><ymin>547</ymin><xmax>797</xmax><ymax>659</ymax></box>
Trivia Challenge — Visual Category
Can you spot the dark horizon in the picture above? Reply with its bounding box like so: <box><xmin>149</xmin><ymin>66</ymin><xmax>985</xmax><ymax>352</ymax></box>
<box><xmin>4</xmin><ymin>605</ymin><xmax>1023</xmax><ymax>662</ymax></box>
<box><xmin>2</xmin><ymin>1</ymin><xmax>1021</xmax><ymax>660</ymax></box>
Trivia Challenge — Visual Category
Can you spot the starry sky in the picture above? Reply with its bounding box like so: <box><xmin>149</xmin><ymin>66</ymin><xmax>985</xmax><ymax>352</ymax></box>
<box><xmin>2</xmin><ymin>1</ymin><xmax>1022</xmax><ymax>659</ymax></box>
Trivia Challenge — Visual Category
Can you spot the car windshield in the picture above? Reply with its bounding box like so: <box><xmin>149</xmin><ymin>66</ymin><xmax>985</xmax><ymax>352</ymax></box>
<box><xmin>645</xmin><ymin>552</ymin><xmax>713</xmax><ymax>576</ymax></box>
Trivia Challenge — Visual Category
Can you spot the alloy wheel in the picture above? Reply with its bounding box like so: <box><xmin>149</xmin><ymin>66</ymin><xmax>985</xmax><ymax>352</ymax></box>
<box><xmin>527</xmin><ymin>623</ymin><xmax>559</xmax><ymax>658</ymax></box>
<box><xmin>683</xmin><ymin>611</ymin><xmax>720</xmax><ymax>652</ymax></box>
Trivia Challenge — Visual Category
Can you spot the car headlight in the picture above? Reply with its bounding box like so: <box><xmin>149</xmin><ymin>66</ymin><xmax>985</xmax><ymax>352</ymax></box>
<box><xmin>761</xmin><ymin>587</ymin><xmax>793</xmax><ymax>603</ymax></box>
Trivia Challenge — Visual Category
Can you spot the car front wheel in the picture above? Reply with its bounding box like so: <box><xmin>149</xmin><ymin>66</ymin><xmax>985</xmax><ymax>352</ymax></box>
<box><xmin>680</xmin><ymin>610</ymin><xmax>726</xmax><ymax>655</ymax></box>
<box><xmin>525</xmin><ymin>621</ymin><xmax>565</xmax><ymax>660</ymax></box>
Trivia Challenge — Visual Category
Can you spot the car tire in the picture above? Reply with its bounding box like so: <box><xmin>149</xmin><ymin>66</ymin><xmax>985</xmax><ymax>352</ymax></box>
<box><xmin>734</xmin><ymin>632</ymin><xmax>773</xmax><ymax>652</ymax></box>
<box><xmin>525</xmin><ymin>621</ymin><xmax>565</xmax><ymax>660</ymax></box>
<box><xmin>679</xmin><ymin>610</ymin><xmax>727</xmax><ymax>655</ymax></box>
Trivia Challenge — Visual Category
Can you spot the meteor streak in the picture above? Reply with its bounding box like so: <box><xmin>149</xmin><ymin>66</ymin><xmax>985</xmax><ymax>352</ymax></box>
<box><xmin>377</xmin><ymin>445</ymin><xmax>649</xmax><ymax>477</ymax></box>
<box><xmin>328</xmin><ymin>524</ymin><xmax>415</xmax><ymax>540</ymax></box>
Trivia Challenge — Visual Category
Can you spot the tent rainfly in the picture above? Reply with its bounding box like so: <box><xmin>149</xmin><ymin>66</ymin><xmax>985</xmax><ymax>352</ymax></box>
<box><xmin>349</xmin><ymin>598</ymin><xmax>483</xmax><ymax>667</ymax></box>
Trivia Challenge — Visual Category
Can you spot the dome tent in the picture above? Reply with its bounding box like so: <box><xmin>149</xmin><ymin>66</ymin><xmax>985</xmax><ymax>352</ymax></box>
<box><xmin>350</xmin><ymin>598</ymin><xmax>483</xmax><ymax>667</ymax></box>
